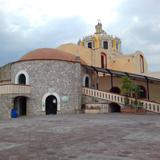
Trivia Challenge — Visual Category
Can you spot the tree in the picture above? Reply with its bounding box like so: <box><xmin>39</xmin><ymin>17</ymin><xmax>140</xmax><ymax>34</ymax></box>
<box><xmin>121</xmin><ymin>76</ymin><xmax>141</xmax><ymax>109</ymax></box>
<box><xmin>132</xmin><ymin>84</ymin><xmax>140</xmax><ymax>99</ymax></box>
<box><xmin>121</xmin><ymin>76</ymin><xmax>133</xmax><ymax>97</ymax></box>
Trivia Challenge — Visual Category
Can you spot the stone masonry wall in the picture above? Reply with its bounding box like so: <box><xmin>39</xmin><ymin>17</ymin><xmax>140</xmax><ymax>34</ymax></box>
<box><xmin>11</xmin><ymin>60</ymin><xmax>82</xmax><ymax>116</ymax></box>
<box><xmin>0</xmin><ymin>63</ymin><xmax>12</xmax><ymax>82</ymax></box>
<box><xmin>82</xmin><ymin>95</ymin><xmax>124</xmax><ymax>113</ymax></box>
<box><xmin>0</xmin><ymin>95</ymin><xmax>13</xmax><ymax>119</ymax></box>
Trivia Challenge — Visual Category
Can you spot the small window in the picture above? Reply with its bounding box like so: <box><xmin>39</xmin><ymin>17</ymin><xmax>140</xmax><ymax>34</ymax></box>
<box><xmin>88</xmin><ymin>42</ymin><xmax>92</xmax><ymax>49</ymax></box>
<box><xmin>140</xmin><ymin>55</ymin><xmax>144</xmax><ymax>73</ymax></box>
<box><xmin>103</xmin><ymin>41</ymin><xmax>108</xmax><ymax>49</ymax></box>
<box><xmin>15</xmin><ymin>70</ymin><xmax>29</xmax><ymax>85</ymax></box>
<box><xmin>18</xmin><ymin>74</ymin><xmax>26</xmax><ymax>85</ymax></box>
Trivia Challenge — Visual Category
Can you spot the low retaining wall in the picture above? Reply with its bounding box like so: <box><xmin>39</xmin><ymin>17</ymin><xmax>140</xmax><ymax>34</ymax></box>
<box><xmin>83</xmin><ymin>103</ymin><xmax>109</xmax><ymax>114</ymax></box>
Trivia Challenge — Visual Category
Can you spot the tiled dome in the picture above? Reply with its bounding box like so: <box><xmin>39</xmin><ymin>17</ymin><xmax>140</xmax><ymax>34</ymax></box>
<box><xmin>19</xmin><ymin>48</ymin><xmax>85</xmax><ymax>64</ymax></box>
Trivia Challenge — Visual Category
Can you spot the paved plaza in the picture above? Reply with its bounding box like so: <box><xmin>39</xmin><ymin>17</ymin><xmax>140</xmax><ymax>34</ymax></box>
<box><xmin>0</xmin><ymin>113</ymin><xmax>160</xmax><ymax>160</ymax></box>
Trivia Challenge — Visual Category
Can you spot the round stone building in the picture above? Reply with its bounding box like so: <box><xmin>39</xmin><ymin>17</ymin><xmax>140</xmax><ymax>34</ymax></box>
<box><xmin>0</xmin><ymin>48</ymin><xmax>85</xmax><ymax>118</ymax></box>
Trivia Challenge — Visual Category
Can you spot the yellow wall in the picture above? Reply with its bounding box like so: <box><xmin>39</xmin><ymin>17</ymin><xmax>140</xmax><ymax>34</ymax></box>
<box><xmin>57</xmin><ymin>43</ymin><xmax>148</xmax><ymax>74</ymax></box>
<box><xmin>82</xmin><ymin>65</ymin><xmax>160</xmax><ymax>103</ymax></box>
<box><xmin>149</xmin><ymin>83</ymin><xmax>160</xmax><ymax>103</ymax></box>
<box><xmin>97</xmin><ymin>75</ymin><xmax>160</xmax><ymax>103</ymax></box>
<box><xmin>57</xmin><ymin>44</ymin><xmax>92</xmax><ymax>66</ymax></box>
<box><xmin>109</xmin><ymin>54</ymin><xmax>148</xmax><ymax>73</ymax></box>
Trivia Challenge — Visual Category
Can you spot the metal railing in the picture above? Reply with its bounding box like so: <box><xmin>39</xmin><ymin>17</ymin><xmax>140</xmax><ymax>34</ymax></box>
<box><xmin>82</xmin><ymin>87</ymin><xmax>160</xmax><ymax>113</ymax></box>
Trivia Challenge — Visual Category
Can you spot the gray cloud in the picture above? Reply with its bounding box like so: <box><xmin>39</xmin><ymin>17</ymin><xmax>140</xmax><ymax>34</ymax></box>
<box><xmin>0</xmin><ymin>11</ymin><xmax>89</xmax><ymax>66</ymax></box>
<box><xmin>105</xmin><ymin>0</ymin><xmax>160</xmax><ymax>71</ymax></box>
<box><xmin>0</xmin><ymin>0</ymin><xmax>160</xmax><ymax>72</ymax></box>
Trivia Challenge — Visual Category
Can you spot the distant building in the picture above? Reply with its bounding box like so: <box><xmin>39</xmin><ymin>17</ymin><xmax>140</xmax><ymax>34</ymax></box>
<box><xmin>0</xmin><ymin>22</ymin><xmax>160</xmax><ymax>119</ymax></box>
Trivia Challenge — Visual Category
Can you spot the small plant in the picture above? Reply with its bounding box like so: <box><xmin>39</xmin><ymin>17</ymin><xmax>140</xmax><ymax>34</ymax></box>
<box><xmin>124</xmin><ymin>97</ymin><xmax>129</xmax><ymax>106</ymax></box>
<box><xmin>139</xmin><ymin>102</ymin><xmax>143</xmax><ymax>108</ymax></box>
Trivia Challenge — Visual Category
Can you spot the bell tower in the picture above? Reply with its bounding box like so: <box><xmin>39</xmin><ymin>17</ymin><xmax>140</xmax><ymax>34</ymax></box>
<box><xmin>95</xmin><ymin>20</ymin><xmax>106</xmax><ymax>34</ymax></box>
<box><xmin>78</xmin><ymin>21</ymin><xmax>121</xmax><ymax>52</ymax></box>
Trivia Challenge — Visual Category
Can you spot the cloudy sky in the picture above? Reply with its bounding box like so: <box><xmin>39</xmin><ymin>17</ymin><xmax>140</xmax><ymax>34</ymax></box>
<box><xmin>0</xmin><ymin>0</ymin><xmax>160</xmax><ymax>71</ymax></box>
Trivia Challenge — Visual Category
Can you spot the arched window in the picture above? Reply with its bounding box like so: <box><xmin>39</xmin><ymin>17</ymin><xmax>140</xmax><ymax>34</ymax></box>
<box><xmin>88</xmin><ymin>42</ymin><xmax>92</xmax><ymax>49</ymax></box>
<box><xmin>101</xmin><ymin>52</ymin><xmax>107</xmax><ymax>68</ymax></box>
<box><xmin>140</xmin><ymin>55</ymin><xmax>144</xmax><ymax>73</ymax></box>
<box><xmin>15</xmin><ymin>70</ymin><xmax>29</xmax><ymax>85</ymax></box>
<box><xmin>18</xmin><ymin>74</ymin><xmax>26</xmax><ymax>84</ymax></box>
<box><xmin>103</xmin><ymin>41</ymin><xmax>108</xmax><ymax>49</ymax></box>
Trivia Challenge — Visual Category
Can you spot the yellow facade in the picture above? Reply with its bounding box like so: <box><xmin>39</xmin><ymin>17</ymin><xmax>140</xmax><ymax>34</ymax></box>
<box><xmin>57</xmin><ymin>22</ymin><xmax>148</xmax><ymax>74</ymax></box>
<box><xmin>57</xmin><ymin>22</ymin><xmax>160</xmax><ymax>106</ymax></box>
<box><xmin>112</xmin><ymin>39</ymin><xmax>117</xmax><ymax>51</ymax></box>
<box><xmin>94</xmin><ymin>35</ymin><xmax>100</xmax><ymax>49</ymax></box>
<box><xmin>57</xmin><ymin>43</ymin><xmax>92</xmax><ymax>65</ymax></box>
<box><xmin>86</xmin><ymin>73</ymin><xmax>160</xmax><ymax>103</ymax></box>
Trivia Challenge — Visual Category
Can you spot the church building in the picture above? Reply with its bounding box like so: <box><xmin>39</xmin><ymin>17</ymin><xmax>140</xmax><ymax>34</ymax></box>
<box><xmin>0</xmin><ymin>22</ymin><xmax>160</xmax><ymax>119</ymax></box>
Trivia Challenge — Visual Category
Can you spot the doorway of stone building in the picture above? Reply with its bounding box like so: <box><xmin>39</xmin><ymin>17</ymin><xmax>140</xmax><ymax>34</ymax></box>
<box><xmin>45</xmin><ymin>95</ymin><xmax>57</xmax><ymax>115</ymax></box>
<box><xmin>14</xmin><ymin>96</ymin><xmax>27</xmax><ymax>116</ymax></box>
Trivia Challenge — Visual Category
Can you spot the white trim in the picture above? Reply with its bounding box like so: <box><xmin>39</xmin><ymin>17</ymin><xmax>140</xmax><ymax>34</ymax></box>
<box><xmin>42</xmin><ymin>92</ymin><xmax>60</xmax><ymax>111</ymax></box>
<box><xmin>82</xmin><ymin>74</ymin><xmax>91</xmax><ymax>87</ymax></box>
<box><xmin>15</xmin><ymin>70</ymin><xmax>29</xmax><ymax>85</ymax></box>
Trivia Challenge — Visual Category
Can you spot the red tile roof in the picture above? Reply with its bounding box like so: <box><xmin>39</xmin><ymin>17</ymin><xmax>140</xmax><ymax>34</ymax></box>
<box><xmin>19</xmin><ymin>48</ymin><xmax>86</xmax><ymax>64</ymax></box>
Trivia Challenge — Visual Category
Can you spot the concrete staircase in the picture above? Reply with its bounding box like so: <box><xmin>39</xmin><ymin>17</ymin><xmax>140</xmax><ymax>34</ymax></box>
<box><xmin>82</xmin><ymin>87</ymin><xmax>160</xmax><ymax>113</ymax></box>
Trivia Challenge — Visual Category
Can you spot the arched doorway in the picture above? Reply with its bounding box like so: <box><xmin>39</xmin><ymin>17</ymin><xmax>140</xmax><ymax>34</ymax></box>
<box><xmin>138</xmin><ymin>85</ymin><xmax>146</xmax><ymax>99</ymax></box>
<box><xmin>109</xmin><ymin>103</ymin><xmax>121</xmax><ymax>112</ymax></box>
<box><xmin>83</xmin><ymin>74</ymin><xmax>91</xmax><ymax>88</ymax></box>
<box><xmin>110</xmin><ymin>87</ymin><xmax>121</xmax><ymax>94</ymax></box>
<box><xmin>101</xmin><ymin>52</ymin><xmax>107</xmax><ymax>68</ymax></box>
<box><xmin>14</xmin><ymin>96</ymin><xmax>27</xmax><ymax>116</ymax></box>
<box><xmin>18</xmin><ymin>74</ymin><xmax>26</xmax><ymax>84</ymax></box>
<box><xmin>85</xmin><ymin>77</ymin><xmax>89</xmax><ymax>87</ymax></box>
<box><xmin>45</xmin><ymin>95</ymin><xmax>57</xmax><ymax>115</ymax></box>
